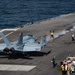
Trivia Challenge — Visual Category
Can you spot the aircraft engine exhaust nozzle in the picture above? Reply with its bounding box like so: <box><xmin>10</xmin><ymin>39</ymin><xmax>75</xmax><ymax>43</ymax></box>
<box><xmin>3</xmin><ymin>47</ymin><xmax>15</xmax><ymax>54</ymax></box>
<box><xmin>3</xmin><ymin>48</ymin><xmax>10</xmax><ymax>54</ymax></box>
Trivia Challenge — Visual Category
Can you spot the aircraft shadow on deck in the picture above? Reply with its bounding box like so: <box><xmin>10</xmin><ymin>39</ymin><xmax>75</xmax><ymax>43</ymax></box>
<box><xmin>0</xmin><ymin>52</ymin><xmax>33</xmax><ymax>60</ymax></box>
<box><xmin>0</xmin><ymin>50</ymin><xmax>51</xmax><ymax>59</ymax></box>
<box><xmin>27</xmin><ymin>50</ymin><xmax>51</xmax><ymax>56</ymax></box>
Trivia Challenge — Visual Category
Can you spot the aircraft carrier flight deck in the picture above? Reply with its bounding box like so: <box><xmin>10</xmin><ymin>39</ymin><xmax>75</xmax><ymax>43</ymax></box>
<box><xmin>0</xmin><ymin>13</ymin><xmax>75</xmax><ymax>75</ymax></box>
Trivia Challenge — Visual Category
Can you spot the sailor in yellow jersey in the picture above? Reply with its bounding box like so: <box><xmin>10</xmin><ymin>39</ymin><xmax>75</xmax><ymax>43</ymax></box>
<box><xmin>61</xmin><ymin>65</ymin><xmax>65</xmax><ymax>71</ymax></box>
<box><xmin>67</xmin><ymin>64</ymin><xmax>71</xmax><ymax>75</ymax></box>
<box><xmin>67</xmin><ymin>64</ymin><xmax>70</xmax><ymax>71</ymax></box>
<box><xmin>50</xmin><ymin>30</ymin><xmax>54</xmax><ymax>38</ymax></box>
<box><xmin>61</xmin><ymin>63</ymin><xmax>68</xmax><ymax>75</ymax></box>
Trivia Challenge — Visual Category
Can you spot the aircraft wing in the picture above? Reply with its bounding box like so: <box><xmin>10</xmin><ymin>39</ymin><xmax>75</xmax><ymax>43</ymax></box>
<box><xmin>15</xmin><ymin>43</ymin><xmax>41</xmax><ymax>52</ymax></box>
<box><xmin>23</xmin><ymin>43</ymin><xmax>41</xmax><ymax>52</ymax></box>
<box><xmin>23</xmin><ymin>35</ymin><xmax>37</xmax><ymax>43</ymax></box>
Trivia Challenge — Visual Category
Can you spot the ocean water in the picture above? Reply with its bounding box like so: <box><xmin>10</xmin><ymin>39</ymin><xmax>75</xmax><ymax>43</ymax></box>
<box><xmin>0</xmin><ymin>0</ymin><xmax>75</xmax><ymax>28</ymax></box>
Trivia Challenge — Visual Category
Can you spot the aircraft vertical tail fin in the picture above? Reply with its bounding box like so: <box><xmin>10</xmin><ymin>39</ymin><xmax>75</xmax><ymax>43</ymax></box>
<box><xmin>17</xmin><ymin>32</ymin><xmax>23</xmax><ymax>46</ymax></box>
<box><xmin>40</xmin><ymin>35</ymin><xmax>47</xmax><ymax>47</ymax></box>
<box><xmin>0</xmin><ymin>32</ymin><xmax>11</xmax><ymax>46</ymax></box>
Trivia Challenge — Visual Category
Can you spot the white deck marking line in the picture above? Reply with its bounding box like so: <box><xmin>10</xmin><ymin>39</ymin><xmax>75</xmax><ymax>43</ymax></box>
<box><xmin>0</xmin><ymin>28</ymin><xmax>20</xmax><ymax>32</ymax></box>
<box><xmin>5</xmin><ymin>32</ymin><xmax>13</xmax><ymax>36</ymax></box>
<box><xmin>0</xmin><ymin>64</ymin><xmax>36</xmax><ymax>71</ymax></box>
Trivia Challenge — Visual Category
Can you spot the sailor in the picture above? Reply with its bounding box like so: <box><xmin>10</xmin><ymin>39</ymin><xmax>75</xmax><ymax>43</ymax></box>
<box><xmin>61</xmin><ymin>64</ymin><xmax>67</xmax><ymax>75</ymax></box>
<box><xmin>67</xmin><ymin>64</ymin><xmax>70</xmax><ymax>71</ymax></box>
<box><xmin>51</xmin><ymin>56</ymin><xmax>57</xmax><ymax>68</ymax></box>
<box><xmin>61</xmin><ymin>64</ymin><xmax>65</xmax><ymax>75</ymax></box>
<box><xmin>71</xmin><ymin>33</ymin><xmax>74</xmax><ymax>41</ymax></box>
<box><xmin>50</xmin><ymin>30</ymin><xmax>54</xmax><ymax>38</ymax></box>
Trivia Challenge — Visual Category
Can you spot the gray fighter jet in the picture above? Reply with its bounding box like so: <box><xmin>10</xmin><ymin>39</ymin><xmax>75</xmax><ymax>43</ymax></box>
<box><xmin>0</xmin><ymin>32</ymin><xmax>47</xmax><ymax>55</ymax></box>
